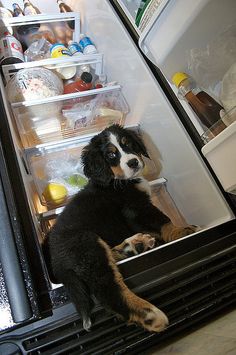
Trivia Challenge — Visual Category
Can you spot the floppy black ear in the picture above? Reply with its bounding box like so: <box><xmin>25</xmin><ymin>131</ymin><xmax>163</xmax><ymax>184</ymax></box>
<box><xmin>81</xmin><ymin>139</ymin><xmax>113</xmax><ymax>186</ymax></box>
<box><xmin>127</xmin><ymin>129</ymin><xmax>150</xmax><ymax>158</ymax></box>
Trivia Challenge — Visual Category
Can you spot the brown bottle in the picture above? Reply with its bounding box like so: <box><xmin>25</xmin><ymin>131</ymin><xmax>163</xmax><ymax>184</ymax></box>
<box><xmin>23</xmin><ymin>0</ymin><xmax>40</xmax><ymax>15</ymax></box>
<box><xmin>12</xmin><ymin>3</ymin><xmax>24</xmax><ymax>17</ymax></box>
<box><xmin>57</xmin><ymin>0</ymin><xmax>74</xmax><ymax>29</ymax></box>
<box><xmin>172</xmin><ymin>72</ymin><xmax>226</xmax><ymax>135</ymax></box>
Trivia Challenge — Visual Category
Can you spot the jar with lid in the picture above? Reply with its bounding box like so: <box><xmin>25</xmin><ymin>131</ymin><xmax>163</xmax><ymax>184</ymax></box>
<box><xmin>64</xmin><ymin>72</ymin><xmax>93</xmax><ymax>94</ymax></box>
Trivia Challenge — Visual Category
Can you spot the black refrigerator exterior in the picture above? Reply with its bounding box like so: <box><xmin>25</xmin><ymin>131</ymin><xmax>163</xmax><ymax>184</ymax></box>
<box><xmin>0</xmin><ymin>1</ymin><xmax>236</xmax><ymax>354</ymax></box>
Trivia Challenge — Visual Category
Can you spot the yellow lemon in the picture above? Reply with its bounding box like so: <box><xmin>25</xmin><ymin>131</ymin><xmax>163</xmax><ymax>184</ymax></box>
<box><xmin>42</xmin><ymin>182</ymin><xmax>68</xmax><ymax>205</ymax></box>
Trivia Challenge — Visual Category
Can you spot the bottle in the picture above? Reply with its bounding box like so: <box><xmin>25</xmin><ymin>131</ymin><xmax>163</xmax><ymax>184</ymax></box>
<box><xmin>68</xmin><ymin>40</ymin><xmax>90</xmax><ymax>76</ymax></box>
<box><xmin>79</xmin><ymin>34</ymin><xmax>97</xmax><ymax>55</ymax></box>
<box><xmin>172</xmin><ymin>72</ymin><xmax>226</xmax><ymax>133</ymax></box>
<box><xmin>12</xmin><ymin>3</ymin><xmax>24</xmax><ymax>17</ymax></box>
<box><xmin>64</xmin><ymin>72</ymin><xmax>93</xmax><ymax>94</ymax></box>
<box><xmin>23</xmin><ymin>0</ymin><xmax>40</xmax><ymax>15</ymax></box>
<box><xmin>0</xmin><ymin>32</ymin><xmax>24</xmax><ymax>65</ymax></box>
<box><xmin>95</xmin><ymin>74</ymin><xmax>107</xmax><ymax>89</ymax></box>
<box><xmin>57</xmin><ymin>0</ymin><xmax>74</xmax><ymax>30</ymax></box>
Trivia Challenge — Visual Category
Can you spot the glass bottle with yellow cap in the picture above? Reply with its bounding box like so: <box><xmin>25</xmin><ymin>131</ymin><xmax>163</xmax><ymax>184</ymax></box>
<box><xmin>172</xmin><ymin>72</ymin><xmax>226</xmax><ymax>132</ymax></box>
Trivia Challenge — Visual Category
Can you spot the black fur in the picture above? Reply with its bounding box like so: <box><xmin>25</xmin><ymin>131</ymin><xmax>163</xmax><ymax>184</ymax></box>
<box><xmin>43</xmin><ymin>125</ymin><xmax>170</xmax><ymax>330</ymax></box>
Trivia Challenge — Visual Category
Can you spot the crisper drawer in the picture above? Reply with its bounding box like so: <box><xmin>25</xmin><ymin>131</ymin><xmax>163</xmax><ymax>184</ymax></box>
<box><xmin>28</xmin><ymin>140</ymin><xmax>88</xmax><ymax>209</ymax></box>
<box><xmin>39</xmin><ymin>177</ymin><xmax>189</xmax><ymax>237</ymax></box>
<box><xmin>27</xmin><ymin>129</ymin><xmax>158</xmax><ymax>212</ymax></box>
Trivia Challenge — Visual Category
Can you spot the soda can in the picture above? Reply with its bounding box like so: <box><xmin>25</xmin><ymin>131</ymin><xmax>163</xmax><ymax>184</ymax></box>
<box><xmin>0</xmin><ymin>33</ymin><xmax>24</xmax><ymax>66</ymax></box>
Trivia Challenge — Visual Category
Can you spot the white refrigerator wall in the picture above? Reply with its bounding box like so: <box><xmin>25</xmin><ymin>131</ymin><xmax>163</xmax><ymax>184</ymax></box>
<box><xmin>1</xmin><ymin>0</ymin><xmax>234</xmax><ymax>227</ymax></box>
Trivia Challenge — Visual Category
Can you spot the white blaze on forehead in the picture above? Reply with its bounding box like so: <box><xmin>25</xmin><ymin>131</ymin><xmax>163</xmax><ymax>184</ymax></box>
<box><xmin>109</xmin><ymin>133</ymin><xmax>143</xmax><ymax>178</ymax></box>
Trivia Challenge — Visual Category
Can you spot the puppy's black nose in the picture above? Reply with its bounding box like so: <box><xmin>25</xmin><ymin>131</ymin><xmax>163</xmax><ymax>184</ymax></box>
<box><xmin>127</xmin><ymin>158</ymin><xmax>139</xmax><ymax>169</ymax></box>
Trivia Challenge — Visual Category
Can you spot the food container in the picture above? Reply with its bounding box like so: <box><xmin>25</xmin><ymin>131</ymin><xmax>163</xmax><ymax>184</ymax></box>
<box><xmin>202</xmin><ymin>121</ymin><xmax>236</xmax><ymax>194</ymax></box>
<box><xmin>6</xmin><ymin>67</ymin><xmax>64</xmax><ymax>103</ymax></box>
<box><xmin>11</xmin><ymin>85</ymin><xmax>128</xmax><ymax>149</ymax></box>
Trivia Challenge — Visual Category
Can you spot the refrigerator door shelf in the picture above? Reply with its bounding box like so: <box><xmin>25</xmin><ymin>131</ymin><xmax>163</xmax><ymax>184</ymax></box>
<box><xmin>0</xmin><ymin>12</ymin><xmax>80</xmax><ymax>51</ymax></box>
<box><xmin>202</xmin><ymin>121</ymin><xmax>236</xmax><ymax>195</ymax></box>
<box><xmin>2</xmin><ymin>53</ymin><xmax>104</xmax><ymax>85</ymax></box>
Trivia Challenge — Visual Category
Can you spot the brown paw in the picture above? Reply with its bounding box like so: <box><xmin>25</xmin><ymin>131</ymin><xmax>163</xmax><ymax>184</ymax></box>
<box><xmin>129</xmin><ymin>303</ymin><xmax>169</xmax><ymax>333</ymax></box>
<box><xmin>124</xmin><ymin>233</ymin><xmax>156</xmax><ymax>256</ymax></box>
<box><xmin>161</xmin><ymin>223</ymin><xmax>199</xmax><ymax>243</ymax></box>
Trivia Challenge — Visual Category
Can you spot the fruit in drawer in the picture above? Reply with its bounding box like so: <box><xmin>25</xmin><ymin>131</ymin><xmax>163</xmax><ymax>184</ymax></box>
<box><xmin>42</xmin><ymin>182</ymin><xmax>68</xmax><ymax>205</ymax></box>
<box><xmin>66</xmin><ymin>174</ymin><xmax>87</xmax><ymax>188</ymax></box>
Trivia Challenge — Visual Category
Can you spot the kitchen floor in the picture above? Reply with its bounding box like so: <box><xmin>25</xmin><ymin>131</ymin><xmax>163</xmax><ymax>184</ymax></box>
<box><xmin>145</xmin><ymin>306</ymin><xmax>236</xmax><ymax>355</ymax></box>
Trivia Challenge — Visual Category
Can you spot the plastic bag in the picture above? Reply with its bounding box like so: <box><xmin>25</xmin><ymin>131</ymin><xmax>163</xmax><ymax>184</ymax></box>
<box><xmin>220</xmin><ymin>62</ymin><xmax>236</xmax><ymax>113</ymax></box>
<box><xmin>187</xmin><ymin>24</ymin><xmax>236</xmax><ymax>97</ymax></box>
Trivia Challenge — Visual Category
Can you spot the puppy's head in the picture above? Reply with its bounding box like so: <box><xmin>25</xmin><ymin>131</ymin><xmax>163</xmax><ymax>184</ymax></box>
<box><xmin>81</xmin><ymin>124</ymin><xmax>149</xmax><ymax>185</ymax></box>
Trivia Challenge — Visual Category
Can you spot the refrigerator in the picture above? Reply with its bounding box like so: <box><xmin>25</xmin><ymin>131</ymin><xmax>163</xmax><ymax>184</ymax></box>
<box><xmin>0</xmin><ymin>0</ymin><xmax>236</xmax><ymax>354</ymax></box>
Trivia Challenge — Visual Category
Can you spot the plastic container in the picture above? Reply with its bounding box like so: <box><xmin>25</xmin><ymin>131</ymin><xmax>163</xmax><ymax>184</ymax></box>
<box><xmin>6</xmin><ymin>67</ymin><xmax>63</xmax><ymax>103</ymax></box>
<box><xmin>79</xmin><ymin>35</ymin><xmax>97</xmax><ymax>55</ymax></box>
<box><xmin>201</xmin><ymin>121</ymin><xmax>236</xmax><ymax>194</ymax></box>
<box><xmin>29</xmin><ymin>143</ymin><xmax>88</xmax><ymax>208</ymax></box>
<box><xmin>10</xmin><ymin>86</ymin><xmax>128</xmax><ymax>148</ymax></box>
<box><xmin>63</xmin><ymin>72</ymin><xmax>93</xmax><ymax>94</ymax></box>
<box><xmin>50</xmin><ymin>43</ymin><xmax>76</xmax><ymax>79</ymax></box>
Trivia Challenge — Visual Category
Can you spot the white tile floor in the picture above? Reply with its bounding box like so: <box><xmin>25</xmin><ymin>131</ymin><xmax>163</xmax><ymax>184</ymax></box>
<box><xmin>145</xmin><ymin>307</ymin><xmax>236</xmax><ymax>354</ymax></box>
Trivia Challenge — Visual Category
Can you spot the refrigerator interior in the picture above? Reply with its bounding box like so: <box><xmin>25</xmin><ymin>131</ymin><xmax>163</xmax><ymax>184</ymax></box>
<box><xmin>0</xmin><ymin>0</ymin><xmax>234</xmax><ymax>285</ymax></box>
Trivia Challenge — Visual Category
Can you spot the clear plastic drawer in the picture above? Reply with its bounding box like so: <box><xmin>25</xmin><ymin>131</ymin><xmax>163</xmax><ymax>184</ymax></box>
<box><xmin>10</xmin><ymin>84</ymin><xmax>128</xmax><ymax>149</ymax></box>
<box><xmin>28</xmin><ymin>140</ymin><xmax>88</xmax><ymax>209</ymax></box>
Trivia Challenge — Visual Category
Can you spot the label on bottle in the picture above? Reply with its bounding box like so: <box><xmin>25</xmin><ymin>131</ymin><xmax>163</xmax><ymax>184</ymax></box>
<box><xmin>79</xmin><ymin>37</ymin><xmax>95</xmax><ymax>51</ymax></box>
<box><xmin>50</xmin><ymin>43</ymin><xmax>72</xmax><ymax>58</ymax></box>
<box><xmin>0</xmin><ymin>34</ymin><xmax>24</xmax><ymax>65</ymax></box>
<box><xmin>68</xmin><ymin>42</ymin><xmax>83</xmax><ymax>56</ymax></box>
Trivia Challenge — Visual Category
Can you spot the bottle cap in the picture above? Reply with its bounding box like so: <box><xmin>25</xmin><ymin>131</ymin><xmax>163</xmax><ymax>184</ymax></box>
<box><xmin>81</xmin><ymin>72</ymin><xmax>92</xmax><ymax>83</ymax></box>
<box><xmin>172</xmin><ymin>72</ymin><xmax>189</xmax><ymax>87</ymax></box>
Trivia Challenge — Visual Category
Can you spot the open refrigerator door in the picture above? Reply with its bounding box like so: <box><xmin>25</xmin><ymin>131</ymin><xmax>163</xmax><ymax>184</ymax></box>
<box><xmin>113</xmin><ymin>0</ymin><xmax>236</xmax><ymax>195</ymax></box>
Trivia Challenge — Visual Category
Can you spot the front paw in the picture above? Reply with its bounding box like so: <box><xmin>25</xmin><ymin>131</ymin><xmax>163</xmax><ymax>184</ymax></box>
<box><xmin>124</xmin><ymin>233</ymin><xmax>156</xmax><ymax>255</ymax></box>
<box><xmin>161</xmin><ymin>223</ymin><xmax>200</xmax><ymax>243</ymax></box>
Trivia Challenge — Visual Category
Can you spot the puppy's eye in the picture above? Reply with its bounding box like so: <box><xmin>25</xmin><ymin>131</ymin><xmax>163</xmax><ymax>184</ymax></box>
<box><xmin>107</xmin><ymin>152</ymin><xmax>116</xmax><ymax>159</ymax></box>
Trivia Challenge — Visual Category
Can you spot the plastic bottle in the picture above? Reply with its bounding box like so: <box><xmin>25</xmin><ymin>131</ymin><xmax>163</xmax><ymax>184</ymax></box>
<box><xmin>172</xmin><ymin>72</ymin><xmax>226</xmax><ymax>133</ymax></box>
<box><xmin>95</xmin><ymin>74</ymin><xmax>107</xmax><ymax>89</ymax></box>
<box><xmin>79</xmin><ymin>34</ymin><xmax>97</xmax><ymax>55</ymax></box>
<box><xmin>12</xmin><ymin>3</ymin><xmax>24</xmax><ymax>17</ymax></box>
<box><xmin>64</xmin><ymin>72</ymin><xmax>93</xmax><ymax>94</ymax></box>
<box><xmin>68</xmin><ymin>40</ymin><xmax>90</xmax><ymax>76</ymax></box>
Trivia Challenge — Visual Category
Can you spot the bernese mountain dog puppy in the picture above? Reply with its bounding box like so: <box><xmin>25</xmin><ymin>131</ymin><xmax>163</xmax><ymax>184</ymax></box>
<box><xmin>43</xmin><ymin>124</ymin><xmax>196</xmax><ymax>333</ymax></box>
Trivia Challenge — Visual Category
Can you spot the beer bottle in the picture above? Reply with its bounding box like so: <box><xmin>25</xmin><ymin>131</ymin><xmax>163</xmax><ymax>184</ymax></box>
<box><xmin>12</xmin><ymin>3</ymin><xmax>24</xmax><ymax>17</ymax></box>
<box><xmin>57</xmin><ymin>0</ymin><xmax>74</xmax><ymax>29</ymax></box>
<box><xmin>23</xmin><ymin>0</ymin><xmax>40</xmax><ymax>15</ymax></box>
